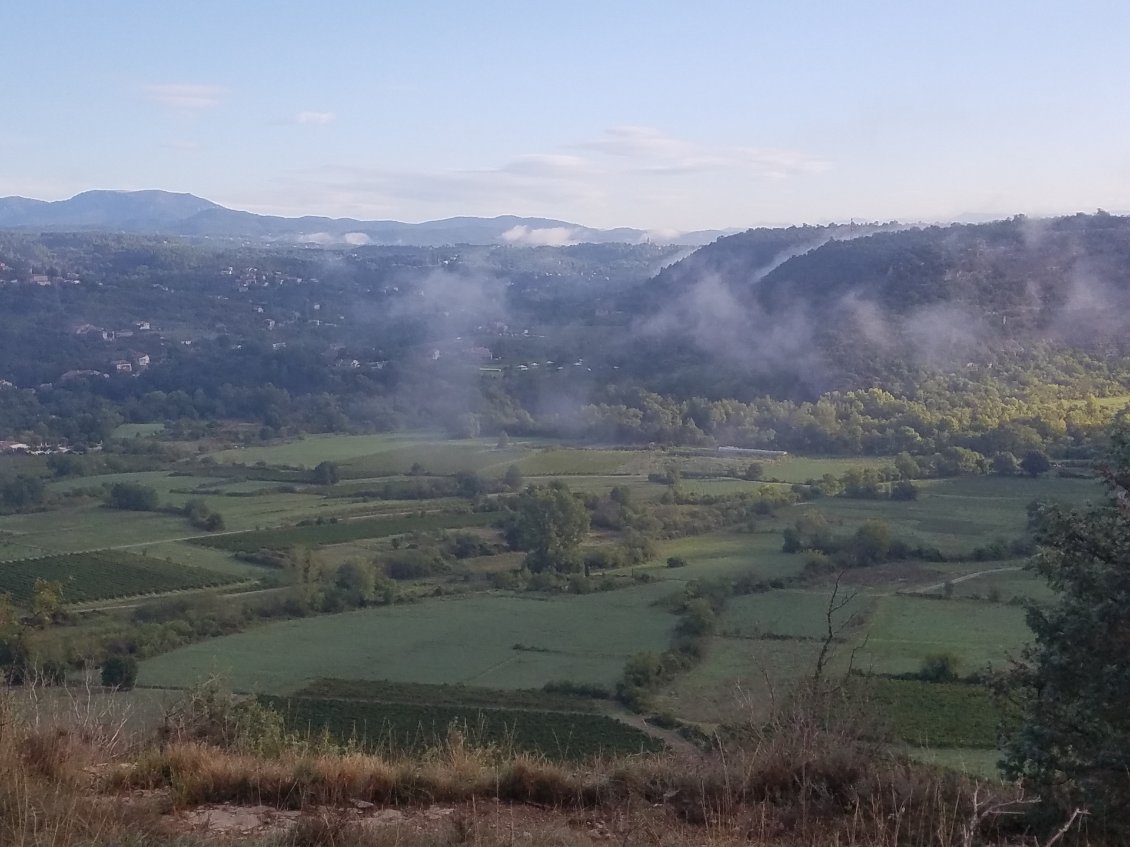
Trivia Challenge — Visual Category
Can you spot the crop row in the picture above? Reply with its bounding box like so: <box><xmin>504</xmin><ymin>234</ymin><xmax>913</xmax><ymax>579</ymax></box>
<box><xmin>261</xmin><ymin>695</ymin><xmax>661</xmax><ymax>760</ymax></box>
<box><xmin>192</xmin><ymin>511</ymin><xmax>496</xmax><ymax>553</ymax></box>
<box><xmin>0</xmin><ymin>550</ymin><xmax>242</xmax><ymax>605</ymax></box>
<box><xmin>861</xmin><ymin>677</ymin><xmax>1000</xmax><ymax>748</ymax></box>
<box><xmin>294</xmin><ymin>678</ymin><xmax>598</xmax><ymax>712</ymax></box>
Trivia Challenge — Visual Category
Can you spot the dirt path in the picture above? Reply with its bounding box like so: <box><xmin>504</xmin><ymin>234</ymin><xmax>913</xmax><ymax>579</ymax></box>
<box><xmin>602</xmin><ymin>706</ymin><xmax>704</xmax><ymax>758</ymax></box>
<box><xmin>905</xmin><ymin>566</ymin><xmax>1023</xmax><ymax>595</ymax></box>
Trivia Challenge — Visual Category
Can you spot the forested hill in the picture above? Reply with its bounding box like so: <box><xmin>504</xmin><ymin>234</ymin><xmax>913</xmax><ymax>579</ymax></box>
<box><xmin>622</xmin><ymin>213</ymin><xmax>1130</xmax><ymax>396</ymax></box>
<box><xmin>0</xmin><ymin>190</ymin><xmax>727</xmax><ymax>247</ymax></box>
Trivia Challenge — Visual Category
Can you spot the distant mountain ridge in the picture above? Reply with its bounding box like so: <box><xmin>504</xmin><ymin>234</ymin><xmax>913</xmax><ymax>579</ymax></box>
<box><xmin>0</xmin><ymin>190</ymin><xmax>728</xmax><ymax>247</ymax></box>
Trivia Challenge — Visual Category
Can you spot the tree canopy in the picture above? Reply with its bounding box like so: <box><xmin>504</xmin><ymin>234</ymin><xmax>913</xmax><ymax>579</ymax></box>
<box><xmin>1001</xmin><ymin>425</ymin><xmax>1130</xmax><ymax>832</ymax></box>
<box><xmin>505</xmin><ymin>483</ymin><xmax>590</xmax><ymax>574</ymax></box>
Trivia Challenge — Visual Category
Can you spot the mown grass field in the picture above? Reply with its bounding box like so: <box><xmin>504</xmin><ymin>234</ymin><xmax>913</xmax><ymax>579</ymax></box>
<box><xmin>208</xmin><ymin>433</ymin><xmax>444</xmax><ymax>467</ymax></box>
<box><xmin>720</xmin><ymin>589</ymin><xmax>875</xmax><ymax>640</ymax></box>
<box><xmin>853</xmin><ymin>595</ymin><xmax>1030</xmax><ymax>676</ymax></box>
<box><xmin>514</xmin><ymin>449</ymin><xmax>641</xmax><ymax>476</ymax></box>
<box><xmin>139</xmin><ymin>582</ymin><xmax>677</xmax><ymax>693</ymax></box>
<box><xmin>48</xmin><ymin>470</ymin><xmax>353</xmax><ymax>533</ymax></box>
<box><xmin>209</xmin><ymin>433</ymin><xmax>533</xmax><ymax>477</ymax></box>
<box><xmin>0</xmin><ymin>505</ymin><xmax>196</xmax><ymax>558</ymax></box>
<box><xmin>808</xmin><ymin>475</ymin><xmax>1098</xmax><ymax>556</ymax></box>
<box><xmin>654</xmin><ymin>532</ymin><xmax>803</xmax><ymax>581</ymax></box>
<box><xmin>760</xmin><ymin>455</ymin><xmax>895</xmax><ymax>484</ymax></box>
<box><xmin>945</xmin><ymin>566</ymin><xmax>1054</xmax><ymax>603</ymax></box>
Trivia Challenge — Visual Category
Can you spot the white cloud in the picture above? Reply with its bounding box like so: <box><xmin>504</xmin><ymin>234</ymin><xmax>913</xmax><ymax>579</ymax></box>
<box><xmin>498</xmin><ymin>154</ymin><xmax>595</xmax><ymax>178</ymax></box>
<box><xmin>294</xmin><ymin>111</ymin><xmax>335</xmax><ymax>125</ymax></box>
<box><xmin>144</xmin><ymin>84</ymin><xmax>223</xmax><ymax>110</ymax></box>
<box><xmin>581</xmin><ymin>126</ymin><xmax>696</xmax><ymax>160</ymax></box>
<box><xmin>500</xmin><ymin>225</ymin><xmax>579</xmax><ymax>246</ymax></box>
<box><xmin>226</xmin><ymin>126</ymin><xmax>827</xmax><ymax>228</ymax></box>
<box><xmin>578</xmin><ymin>126</ymin><xmax>828</xmax><ymax>178</ymax></box>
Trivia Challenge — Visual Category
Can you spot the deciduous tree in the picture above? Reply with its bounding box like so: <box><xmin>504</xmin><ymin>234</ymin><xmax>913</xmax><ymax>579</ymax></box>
<box><xmin>1001</xmin><ymin>426</ymin><xmax>1130</xmax><ymax>832</ymax></box>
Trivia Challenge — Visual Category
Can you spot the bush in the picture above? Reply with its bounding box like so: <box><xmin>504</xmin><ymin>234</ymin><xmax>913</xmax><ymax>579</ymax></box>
<box><xmin>101</xmin><ymin>654</ymin><xmax>138</xmax><ymax>690</ymax></box>
<box><xmin>890</xmin><ymin>480</ymin><xmax>919</xmax><ymax>501</ymax></box>
<box><xmin>383</xmin><ymin>550</ymin><xmax>446</xmax><ymax>580</ymax></box>
<box><xmin>105</xmin><ymin>482</ymin><xmax>159</xmax><ymax>511</ymax></box>
<box><xmin>541</xmin><ymin>680</ymin><xmax>611</xmax><ymax>699</ymax></box>
<box><xmin>918</xmin><ymin>652</ymin><xmax>960</xmax><ymax>683</ymax></box>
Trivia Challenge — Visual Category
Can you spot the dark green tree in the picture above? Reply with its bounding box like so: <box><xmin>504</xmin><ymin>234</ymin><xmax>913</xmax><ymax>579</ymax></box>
<box><xmin>894</xmin><ymin>451</ymin><xmax>921</xmax><ymax>480</ymax></box>
<box><xmin>1001</xmin><ymin>427</ymin><xmax>1130</xmax><ymax>832</ymax></box>
<box><xmin>991</xmin><ymin>451</ymin><xmax>1021</xmax><ymax>475</ymax></box>
<box><xmin>506</xmin><ymin>483</ymin><xmax>590</xmax><ymax>574</ymax></box>
<box><xmin>454</xmin><ymin>470</ymin><xmax>485</xmax><ymax>498</ymax></box>
<box><xmin>503</xmin><ymin>463</ymin><xmax>524</xmax><ymax>491</ymax></box>
<box><xmin>851</xmin><ymin>519</ymin><xmax>892</xmax><ymax>565</ymax></box>
<box><xmin>1020</xmin><ymin>449</ymin><xmax>1052</xmax><ymax>478</ymax></box>
<box><xmin>105</xmin><ymin>482</ymin><xmax>159</xmax><ymax>511</ymax></box>
<box><xmin>312</xmin><ymin>460</ymin><xmax>339</xmax><ymax>485</ymax></box>
<box><xmin>101</xmin><ymin>654</ymin><xmax>139</xmax><ymax>690</ymax></box>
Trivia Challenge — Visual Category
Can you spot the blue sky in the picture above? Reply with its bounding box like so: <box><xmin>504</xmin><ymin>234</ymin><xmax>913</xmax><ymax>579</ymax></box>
<box><xmin>3</xmin><ymin>1</ymin><xmax>1128</xmax><ymax>230</ymax></box>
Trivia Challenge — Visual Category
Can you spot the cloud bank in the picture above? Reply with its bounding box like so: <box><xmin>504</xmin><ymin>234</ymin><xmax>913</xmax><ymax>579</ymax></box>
<box><xmin>144</xmin><ymin>84</ymin><xmax>223</xmax><ymax>110</ymax></box>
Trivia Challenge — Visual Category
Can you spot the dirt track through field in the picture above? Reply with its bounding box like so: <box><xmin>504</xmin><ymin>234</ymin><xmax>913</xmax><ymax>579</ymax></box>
<box><xmin>906</xmin><ymin>566</ymin><xmax>1024</xmax><ymax>595</ymax></box>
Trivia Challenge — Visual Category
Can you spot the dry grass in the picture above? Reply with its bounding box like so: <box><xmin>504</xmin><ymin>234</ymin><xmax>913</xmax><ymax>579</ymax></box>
<box><xmin>0</xmin><ymin>679</ymin><xmax>1099</xmax><ymax>847</ymax></box>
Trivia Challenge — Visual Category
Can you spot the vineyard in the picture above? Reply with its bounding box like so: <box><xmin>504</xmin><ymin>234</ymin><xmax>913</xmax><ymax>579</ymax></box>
<box><xmin>192</xmin><ymin>511</ymin><xmax>497</xmax><ymax>553</ymax></box>
<box><xmin>861</xmin><ymin>677</ymin><xmax>1000</xmax><ymax>748</ymax></box>
<box><xmin>295</xmin><ymin>678</ymin><xmax>600</xmax><ymax>712</ymax></box>
<box><xmin>0</xmin><ymin>550</ymin><xmax>244</xmax><ymax>605</ymax></box>
<box><xmin>261</xmin><ymin>694</ymin><xmax>662</xmax><ymax>760</ymax></box>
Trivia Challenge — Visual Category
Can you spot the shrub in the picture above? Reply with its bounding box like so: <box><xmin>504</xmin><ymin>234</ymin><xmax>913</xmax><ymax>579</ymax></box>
<box><xmin>105</xmin><ymin>482</ymin><xmax>159</xmax><ymax>511</ymax></box>
<box><xmin>100</xmin><ymin>654</ymin><xmax>138</xmax><ymax>690</ymax></box>
<box><xmin>918</xmin><ymin>652</ymin><xmax>960</xmax><ymax>683</ymax></box>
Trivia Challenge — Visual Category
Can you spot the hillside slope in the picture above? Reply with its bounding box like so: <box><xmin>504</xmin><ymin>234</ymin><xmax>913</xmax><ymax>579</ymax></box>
<box><xmin>620</xmin><ymin>213</ymin><xmax>1130</xmax><ymax>397</ymax></box>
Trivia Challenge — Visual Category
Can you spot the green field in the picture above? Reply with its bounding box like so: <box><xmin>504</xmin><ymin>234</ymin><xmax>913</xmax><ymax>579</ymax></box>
<box><xmin>209</xmin><ymin>433</ymin><xmax>532</xmax><ymax>477</ymax></box>
<box><xmin>515</xmin><ymin>448</ymin><xmax>642</xmax><ymax>476</ymax></box>
<box><xmin>654</xmin><ymin>637</ymin><xmax>824</xmax><ymax>725</ymax></box>
<box><xmin>654</xmin><ymin>532</ymin><xmax>803</xmax><ymax>581</ymax></box>
<box><xmin>111</xmin><ymin>422</ymin><xmax>166</xmax><ymax>439</ymax></box>
<box><xmin>139</xmin><ymin>583</ymin><xmax>678</xmax><ymax>693</ymax></box>
<box><xmin>678</xmin><ymin>478</ymin><xmax>776</xmax><ymax>497</ymax></box>
<box><xmin>0</xmin><ymin>550</ymin><xmax>244</xmax><ymax>604</ymax></box>
<box><xmin>806</xmin><ymin>475</ymin><xmax>1098</xmax><ymax>555</ymax></box>
<box><xmin>208</xmin><ymin>433</ymin><xmax>444</xmax><ymax>467</ymax></box>
<box><xmin>761</xmin><ymin>455</ymin><xmax>895</xmax><ymax>484</ymax></box>
<box><xmin>0</xmin><ymin>505</ymin><xmax>200</xmax><ymax>558</ymax></box>
<box><xmin>861</xmin><ymin>677</ymin><xmax>1000</xmax><ymax>748</ymax></box>
<box><xmin>192</xmin><ymin>511</ymin><xmax>496</xmax><ymax>553</ymax></box>
<box><xmin>48</xmin><ymin>471</ymin><xmax>342</xmax><ymax>533</ymax></box>
<box><xmin>944</xmin><ymin>566</ymin><xmax>1053</xmax><ymax>603</ymax></box>
<box><xmin>854</xmin><ymin>595</ymin><xmax>1030</xmax><ymax>676</ymax></box>
<box><xmin>140</xmin><ymin>541</ymin><xmax>271</xmax><ymax>579</ymax></box>
<box><xmin>12</xmin><ymin>429</ymin><xmax>1077</xmax><ymax>772</ymax></box>
<box><xmin>721</xmin><ymin>589</ymin><xmax>875</xmax><ymax>640</ymax></box>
